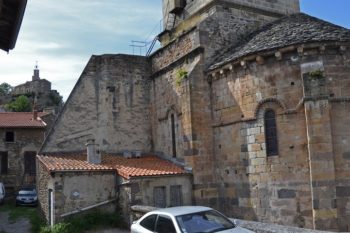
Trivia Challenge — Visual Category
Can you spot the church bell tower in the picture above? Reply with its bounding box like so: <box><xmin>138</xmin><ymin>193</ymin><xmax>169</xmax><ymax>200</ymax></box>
<box><xmin>162</xmin><ymin>0</ymin><xmax>300</xmax><ymax>31</ymax></box>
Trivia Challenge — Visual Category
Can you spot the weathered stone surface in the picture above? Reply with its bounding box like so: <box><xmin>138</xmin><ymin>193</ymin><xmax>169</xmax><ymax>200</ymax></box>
<box><xmin>42</xmin><ymin>55</ymin><xmax>152</xmax><ymax>154</ymax></box>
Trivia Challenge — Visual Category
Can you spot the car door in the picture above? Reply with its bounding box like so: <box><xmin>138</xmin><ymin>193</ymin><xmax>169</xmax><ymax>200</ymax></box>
<box><xmin>155</xmin><ymin>215</ymin><xmax>177</xmax><ymax>233</ymax></box>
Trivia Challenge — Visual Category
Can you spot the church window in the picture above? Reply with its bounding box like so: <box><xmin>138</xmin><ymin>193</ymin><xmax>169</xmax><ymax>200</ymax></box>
<box><xmin>171</xmin><ymin>114</ymin><xmax>177</xmax><ymax>158</ymax></box>
<box><xmin>264</xmin><ymin>109</ymin><xmax>278</xmax><ymax>156</ymax></box>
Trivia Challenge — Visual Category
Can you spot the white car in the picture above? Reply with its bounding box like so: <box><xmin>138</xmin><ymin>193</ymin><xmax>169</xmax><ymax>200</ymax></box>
<box><xmin>131</xmin><ymin>206</ymin><xmax>255</xmax><ymax>233</ymax></box>
<box><xmin>0</xmin><ymin>182</ymin><xmax>5</xmax><ymax>204</ymax></box>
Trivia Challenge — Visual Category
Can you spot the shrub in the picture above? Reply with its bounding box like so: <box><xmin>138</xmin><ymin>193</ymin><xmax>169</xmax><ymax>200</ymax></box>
<box><xmin>40</xmin><ymin>211</ymin><xmax>125</xmax><ymax>233</ymax></box>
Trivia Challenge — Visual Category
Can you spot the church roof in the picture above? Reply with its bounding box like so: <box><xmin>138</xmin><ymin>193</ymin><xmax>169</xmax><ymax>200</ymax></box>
<box><xmin>208</xmin><ymin>13</ymin><xmax>350</xmax><ymax>71</ymax></box>
<box><xmin>37</xmin><ymin>153</ymin><xmax>187</xmax><ymax>179</ymax></box>
<box><xmin>0</xmin><ymin>112</ymin><xmax>47</xmax><ymax>128</ymax></box>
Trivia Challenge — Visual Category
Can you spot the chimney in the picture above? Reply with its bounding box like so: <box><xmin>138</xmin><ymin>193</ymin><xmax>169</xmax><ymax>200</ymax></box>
<box><xmin>86</xmin><ymin>139</ymin><xmax>101</xmax><ymax>164</ymax></box>
<box><xmin>32</xmin><ymin>110</ymin><xmax>38</xmax><ymax>120</ymax></box>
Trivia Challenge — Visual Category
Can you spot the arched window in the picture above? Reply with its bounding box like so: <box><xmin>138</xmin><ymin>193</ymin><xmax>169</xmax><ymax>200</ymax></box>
<box><xmin>264</xmin><ymin>109</ymin><xmax>278</xmax><ymax>156</ymax></box>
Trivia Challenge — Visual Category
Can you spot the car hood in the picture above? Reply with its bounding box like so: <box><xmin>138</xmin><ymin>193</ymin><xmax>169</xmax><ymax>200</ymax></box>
<box><xmin>218</xmin><ymin>226</ymin><xmax>255</xmax><ymax>233</ymax></box>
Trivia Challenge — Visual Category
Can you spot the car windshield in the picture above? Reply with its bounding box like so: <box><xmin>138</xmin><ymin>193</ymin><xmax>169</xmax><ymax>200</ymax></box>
<box><xmin>18</xmin><ymin>189</ymin><xmax>36</xmax><ymax>196</ymax></box>
<box><xmin>176</xmin><ymin>210</ymin><xmax>235</xmax><ymax>233</ymax></box>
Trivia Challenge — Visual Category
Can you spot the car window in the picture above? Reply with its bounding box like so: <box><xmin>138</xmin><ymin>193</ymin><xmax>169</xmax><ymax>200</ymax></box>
<box><xmin>156</xmin><ymin>215</ymin><xmax>176</xmax><ymax>233</ymax></box>
<box><xmin>176</xmin><ymin>210</ymin><xmax>235</xmax><ymax>233</ymax></box>
<box><xmin>140</xmin><ymin>214</ymin><xmax>157</xmax><ymax>231</ymax></box>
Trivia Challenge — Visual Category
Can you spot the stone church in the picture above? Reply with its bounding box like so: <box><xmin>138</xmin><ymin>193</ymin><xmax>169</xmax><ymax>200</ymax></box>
<box><xmin>37</xmin><ymin>0</ymin><xmax>350</xmax><ymax>231</ymax></box>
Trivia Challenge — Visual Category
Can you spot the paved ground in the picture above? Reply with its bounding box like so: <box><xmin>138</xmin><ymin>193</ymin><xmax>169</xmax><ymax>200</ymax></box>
<box><xmin>0</xmin><ymin>211</ymin><xmax>31</xmax><ymax>233</ymax></box>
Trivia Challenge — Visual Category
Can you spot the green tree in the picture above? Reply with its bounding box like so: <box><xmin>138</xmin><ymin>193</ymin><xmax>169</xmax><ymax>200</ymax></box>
<box><xmin>0</xmin><ymin>82</ymin><xmax>13</xmax><ymax>95</ymax></box>
<box><xmin>5</xmin><ymin>95</ymin><xmax>32</xmax><ymax>112</ymax></box>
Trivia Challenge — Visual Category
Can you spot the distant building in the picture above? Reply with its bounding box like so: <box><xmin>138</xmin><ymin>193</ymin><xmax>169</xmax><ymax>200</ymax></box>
<box><xmin>0</xmin><ymin>112</ymin><xmax>47</xmax><ymax>195</ymax></box>
<box><xmin>11</xmin><ymin>64</ymin><xmax>63</xmax><ymax>112</ymax></box>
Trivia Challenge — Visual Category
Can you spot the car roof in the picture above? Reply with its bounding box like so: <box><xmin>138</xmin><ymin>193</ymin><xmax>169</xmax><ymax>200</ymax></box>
<box><xmin>151</xmin><ymin>206</ymin><xmax>213</xmax><ymax>216</ymax></box>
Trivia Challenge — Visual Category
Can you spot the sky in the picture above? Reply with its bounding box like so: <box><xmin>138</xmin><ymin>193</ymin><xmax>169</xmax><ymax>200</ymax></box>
<box><xmin>0</xmin><ymin>0</ymin><xmax>349</xmax><ymax>100</ymax></box>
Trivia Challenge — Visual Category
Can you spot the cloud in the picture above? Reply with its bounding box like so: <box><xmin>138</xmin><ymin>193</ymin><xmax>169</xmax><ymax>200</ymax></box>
<box><xmin>0</xmin><ymin>0</ymin><xmax>162</xmax><ymax>100</ymax></box>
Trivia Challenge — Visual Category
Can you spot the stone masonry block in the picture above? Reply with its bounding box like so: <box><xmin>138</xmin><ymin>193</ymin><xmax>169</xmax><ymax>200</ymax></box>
<box><xmin>343</xmin><ymin>152</ymin><xmax>350</xmax><ymax>160</ymax></box>
<box><xmin>250</xmin><ymin>158</ymin><xmax>266</xmax><ymax>166</ymax></box>
<box><xmin>336</xmin><ymin>186</ymin><xmax>350</xmax><ymax>197</ymax></box>
<box><xmin>278</xmin><ymin>189</ymin><xmax>296</xmax><ymax>199</ymax></box>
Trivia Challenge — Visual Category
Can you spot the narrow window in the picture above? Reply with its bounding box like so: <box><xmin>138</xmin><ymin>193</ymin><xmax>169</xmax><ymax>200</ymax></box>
<box><xmin>264</xmin><ymin>109</ymin><xmax>278</xmax><ymax>156</ymax></box>
<box><xmin>24</xmin><ymin>151</ymin><xmax>36</xmax><ymax>175</ymax></box>
<box><xmin>0</xmin><ymin>152</ymin><xmax>8</xmax><ymax>175</ymax></box>
<box><xmin>170</xmin><ymin>185</ymin><xmax>183</xmax><ymax>207</ymax></box>
<box><xmin>5</xmin><ymin>131</ymin><xmax>14</xmax><ymax>143</ymax></box>
<box><xmin>154</xmin><ymin>186</ymin><xmax>166</xmax><ymax>208</ymax></box>
<box><xmin>171</xmin><ymin>114</ymin><xmax>177</xmax><ymax>158</ymax></box>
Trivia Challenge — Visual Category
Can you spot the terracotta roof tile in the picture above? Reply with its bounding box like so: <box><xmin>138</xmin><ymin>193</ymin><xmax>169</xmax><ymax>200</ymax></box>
<box><xmin>0</xmin><ymin>112</ymin><xmax>47</xmax><ymax>128</ymax></box>
<box><xmin>37</xmin><ymin>153</ymin><xmax>186</xmax><ymax>179</ymax></box>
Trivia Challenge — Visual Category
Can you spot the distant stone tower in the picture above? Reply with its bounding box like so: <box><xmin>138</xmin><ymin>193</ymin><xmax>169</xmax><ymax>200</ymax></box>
<box><xmin>32</xmin><ymin>61</ymin><xmax>40</xmax><ymax>81</ymax></box>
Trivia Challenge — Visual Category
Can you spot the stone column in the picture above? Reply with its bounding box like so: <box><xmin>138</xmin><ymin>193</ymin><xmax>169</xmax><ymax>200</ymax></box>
<box><xmin>302</xmin><ymin>61</ymin><xmax>338</xmax><ymax>230</ymax></box>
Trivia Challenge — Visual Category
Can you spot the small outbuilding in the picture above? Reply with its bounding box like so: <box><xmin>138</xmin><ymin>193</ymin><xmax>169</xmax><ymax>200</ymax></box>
<box><xmin>37</xmin><ymin>140</ymin><xmax>192</xmax><ymax>225</ymax></box>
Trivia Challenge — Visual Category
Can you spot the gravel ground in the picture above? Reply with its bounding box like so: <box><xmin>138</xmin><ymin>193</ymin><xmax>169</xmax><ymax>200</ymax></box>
<box><xmin>0</xmin><ymin>211</ymin><xmax>31</xmax><ymax>233</ymax></box>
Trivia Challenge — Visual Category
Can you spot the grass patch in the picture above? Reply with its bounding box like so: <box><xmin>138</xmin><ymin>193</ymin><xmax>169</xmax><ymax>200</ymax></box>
<box><xmin>40</xmin><ymin>211</ymin><xmax>126</xmax><ymax>233</ymax></box>
<box><xmin>0</xmin><ymin>203</ymin><xmax>45</xmax><ymax>233</ymax></box>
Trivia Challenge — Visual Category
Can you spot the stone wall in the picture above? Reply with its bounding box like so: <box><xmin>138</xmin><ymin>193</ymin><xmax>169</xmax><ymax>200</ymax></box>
<box><xmin>332</xmin><ymin>102</ymin><xmax>350</xmax><ymax>232</ymax></box>
<box><xmin>119</xmin><ymin>175</ymin><xmax>192</xmax><ymax>224</ymax></box>
<box><xmin>37</xmin><ymin>167</ymin><xmax>117</xmax><ymax>224</ymax></box>
<box><xmin>37</xmin><ymin>160</ymin><xmax>51</xmax><ymax>222</ymax></box>
<box><xmin>151</xmin><ymin>29</ymin><xmax>199</xmax><ymax>72</ymax></box>
<box><xmin>209</xmin><ymin>49</ymin><xmax>311</xmax><ymax>226</ymax></box>
<box><xmin>42</xmin><ymin>54</ymin><xmax>152</xmax><ymax>154</ymax></box>
<box><xmin>208</xmin><ymin>46</ymin><xmax>350</xmax><ymax>231</ymax></box>
<box><xmin>0</xmin><ymin>128</ymin><xmax>45</xmax><ymax>192</ymax></box>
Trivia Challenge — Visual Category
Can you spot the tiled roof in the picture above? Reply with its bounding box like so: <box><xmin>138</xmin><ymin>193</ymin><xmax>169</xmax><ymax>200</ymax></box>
<box><xmin>37</xmin><ymin>154</ymin><xmax>187</xmax><ymax>179</ymax></box>
<box><xmin>208</xmin><ymin>13</ymin><xmax>350</xmax><ymax>71</ymax></box>
<box><xmin>0</xmin><ymin>112</ymin><xmax>48</xmax><ymax>128</ymax></box>
<box><xmin>37</xmin><ymin>154</ymin><xmax>114</xmax><ymax>172</ymax></box>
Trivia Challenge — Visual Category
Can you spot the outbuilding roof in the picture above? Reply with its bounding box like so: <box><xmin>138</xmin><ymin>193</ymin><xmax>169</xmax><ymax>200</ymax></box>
<box><xmin>0</xmin><ymin>112</ymin><xmax>47</xmax><ymax>128</ymax></box>
<box><xmin>37</xmin><ymin>154</ymin><xmax>187</xmax><ymax>179</ymax></box>
<box><xmin>209</xmin><ymin>13</ymin><xmax>350</xmax><ymax>71</ymax></box>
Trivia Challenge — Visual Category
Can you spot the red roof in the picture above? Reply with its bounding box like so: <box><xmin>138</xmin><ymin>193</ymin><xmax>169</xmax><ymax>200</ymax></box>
<box><xmin>37</xmin><ymin>154</ymin><xmax>187</xmax><ymax>179</ymax></box>
<box><xmin>0</xmin><ymin>112</ymin><xmax>47</xmax><ymax>128</ymax></box>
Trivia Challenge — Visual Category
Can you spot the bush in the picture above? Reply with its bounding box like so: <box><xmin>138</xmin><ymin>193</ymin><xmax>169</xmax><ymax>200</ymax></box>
<box><xmin>40</xmin><ymin>211</ymin><xmax>125</xmax><ymax>233</ymax></box>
